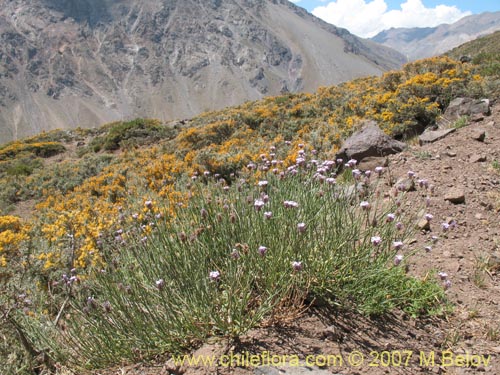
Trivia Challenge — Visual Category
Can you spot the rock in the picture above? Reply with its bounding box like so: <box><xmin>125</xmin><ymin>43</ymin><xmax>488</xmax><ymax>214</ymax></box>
<box><xmin>336</xmin><ymin>120</ymin><xmax>407</xmax><ymax>163</ymax></box>
<box><xmin>442</xmin><ymin>97</ymin><xmax>491</xmax><ymax>122</ymax></box>
<box><xmin>471</xmin><ymin>113</ymin><xmax>485</xmax><ymax>122</ymax></box>
<box><xmin>395</xmin><ymin>177</ymin><xmax>416</xmax><ymax>192</ymax></box>
<box><xmin>417</xmin><ymin>218</ymin><xmax>430</xmax><ymax>231</ymax></box>
<box><xmin>487</xmin><ymin>252</ymin><xmax>500</xmax><ymax>270</ymax></box>
<box><xmin>419</xmin><ymin>128</ymin><xmax>456</xmax><ymax>145</ymax></box>
<box><xmin>471</xmin><ymin>129</ymin><xmax>486</xmax><ymax>142</ymax></box>
<box><xmin>446</xmin><ymin>151</ymin><xmax>457</xmax><ymax>157</ymax></box>
<box><xmin>470</xmin><ymin>154</ymin><xmax>487</xmax><ymax>163</ymax></box>
<box><xmin>358</xmin><ymin>156</ymin><xmax>388</xmax><ymax>171</ymax></box>
<box><xmin>444</xmin><ymin>188</ymin><xmax>465</xmax><ymax>204</ymax></box>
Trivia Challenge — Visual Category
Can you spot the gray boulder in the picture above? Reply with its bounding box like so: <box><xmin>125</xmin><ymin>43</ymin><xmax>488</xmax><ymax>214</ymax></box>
<box><xmin>336</xmin><ymin>120</ymin><xmax>407</xmax><ymax>163</ymax></box>
<box><xmin>419</xmin><ymin>128</ymin><xmax>456</xmax><ymax>145</ymax></box>
<box><xmin>441</xmin><ymin>97</ymin><xmax>490</xmax><ymax>123</ymax></box>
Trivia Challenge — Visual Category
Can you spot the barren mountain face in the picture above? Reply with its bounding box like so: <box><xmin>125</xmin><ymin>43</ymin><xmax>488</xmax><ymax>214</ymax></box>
<box><xmin>372</xmin><ymin>12</ymin><xmax>500</xmax><ymax>61</ymax></box>
<box><xmin>0</xmin><ymin>0</ymin><xmax>405</xmax><ymax>142</ymax></box>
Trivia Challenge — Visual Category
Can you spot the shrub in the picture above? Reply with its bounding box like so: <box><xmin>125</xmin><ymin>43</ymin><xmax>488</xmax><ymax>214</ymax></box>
<box><xmin>19</xmin><ymin>154</ymin><xmax>446</xmax><ymax>369</ymax></box>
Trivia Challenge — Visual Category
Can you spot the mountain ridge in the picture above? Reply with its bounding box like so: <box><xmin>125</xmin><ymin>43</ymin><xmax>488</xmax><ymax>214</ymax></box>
<box><xmin>0</xmin><ymin>0</ymin><xmax>405</xmax><ymax>143</ymax></box>
<box><xmin>371</xmin><ymin>11</ymin><xmax>500</xmax><ymax>61</ymax></box>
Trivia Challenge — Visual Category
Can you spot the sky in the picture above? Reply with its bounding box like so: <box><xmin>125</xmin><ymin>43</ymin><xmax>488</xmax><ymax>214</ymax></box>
<box><xmin>289</xmin><ymin>0</ymin><xmax>499</xmax><ymax>38</ymax></box>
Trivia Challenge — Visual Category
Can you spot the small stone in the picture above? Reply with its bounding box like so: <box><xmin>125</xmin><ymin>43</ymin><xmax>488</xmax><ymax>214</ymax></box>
<box><xmin>419</xmin><ymin>128</ymin><xmax>456</xmax><ymax>145</ymax></box>
<box><xmin>470</xmin><ymin>154</ymin><xmax>487</xmax><ymax>163</ymax></box>
<box><xmin>395</xmin><ymin>177</ymin><xmax>416</xmax><ymax>192</ymax></box>
<box><xmin>487</xmin><ymin>252</ymin><xmax>500</xmax><ymax>270</ymax></box>
<box><xmin>417</xmin><ymin>218</ymin><xmax>430</xmax><ymax>231</ymax></box>
<box><xmin>474</xmin><ymin>213</ymin><xmax>483</xmax><ymax>220</ymax></box>
<box><xmin>471</xmin><ymin>114</ymin><xmax>484</xmax><ymax>122</ymax></box>
<box><xmin>444</xmin><ymin>188</ymin><xmax>465</xmax><ymax>204</ymax></box>
<box><xmin>446</xmin><ymin>151</ymin><xmax>457</xmax><ymax>157</ymax></box>
<box><xmin>471</xmin><ymin>129</ymin><xmax>486</xmax><ymax>142</ymax></box>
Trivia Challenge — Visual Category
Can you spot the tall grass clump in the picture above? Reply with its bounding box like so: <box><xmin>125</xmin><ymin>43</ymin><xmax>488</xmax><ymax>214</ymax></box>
<box><xmin>17</xmin><ymin>145</ymin><xmax>446</xmax><ymax>369</ymax></box>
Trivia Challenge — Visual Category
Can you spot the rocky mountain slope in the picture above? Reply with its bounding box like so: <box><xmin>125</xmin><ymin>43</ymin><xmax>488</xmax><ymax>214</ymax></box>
<box><xmin>0</xmin><ymin>0</ymin><xmax>405</xmax><ymax>143</ymax></box>
<box><xmin>372</xmin><ymin>11</ymin><xmax>500</xmax><ymax>61</ymax></box>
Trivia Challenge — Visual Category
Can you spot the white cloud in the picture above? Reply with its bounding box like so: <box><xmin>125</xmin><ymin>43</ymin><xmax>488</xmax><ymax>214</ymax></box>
<box><xmin>312</xmin><ymin>0</ymin><xmax>472</xmax><ymax>38</ymax></box>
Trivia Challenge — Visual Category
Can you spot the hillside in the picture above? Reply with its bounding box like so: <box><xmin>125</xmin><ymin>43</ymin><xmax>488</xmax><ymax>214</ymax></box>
<box><xmin>0</xmin><ymin>0</ymin><xmax>405</xmax><ymax>143</ymax></box>
<box><xmin>371</xmin><ymin>11</ymin><xmax>500</xmax><ymax>61</ymax></box>
<box><xmin>0</xmin><ymin>35</ymin><xmax>499</xmax><ymax>375</ymax></box>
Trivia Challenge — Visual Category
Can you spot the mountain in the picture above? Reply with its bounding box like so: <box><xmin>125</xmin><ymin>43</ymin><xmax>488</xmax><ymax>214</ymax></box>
<box><xmin>371</xmin><ymin>12</ymin><xmax>500</xmax><ymax>61</ymax></box>
<box><xmin>0</xmin><ymin>0</ymin><xmax>405</xmax><ymax>143</ymax></box>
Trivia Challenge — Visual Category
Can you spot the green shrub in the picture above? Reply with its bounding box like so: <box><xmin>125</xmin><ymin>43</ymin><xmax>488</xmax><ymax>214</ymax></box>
<box><xmin>20</xmin><ymin>159</ymin><xmax>447</xmax><ymax>369</ymax></box>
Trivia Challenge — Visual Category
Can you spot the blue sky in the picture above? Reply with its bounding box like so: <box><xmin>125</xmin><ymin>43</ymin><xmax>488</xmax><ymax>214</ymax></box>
<box><xmin>294</xmin><ymin>0</ymin><xmax>498</xmax><ymax>14</ymax></box>
<box><xmin>290</xmin><ymin>0</ymin><xmax>499</xmax><ymax>37</ymax></box>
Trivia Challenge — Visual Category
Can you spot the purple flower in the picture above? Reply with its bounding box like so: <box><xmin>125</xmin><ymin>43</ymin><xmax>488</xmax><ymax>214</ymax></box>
<box><xmin>284</xmin><ymin>200</ymin><xmax>299</xmax><ymax>208</ymax></box>
<box><xmin>264</xmin><ymin>211</ymin><xmax>273</xmax><ymax>219</ymax></box>
<box><xmin>292</xmin><ymin>261</ymin><xmax>303</xmax><ymax>272</ymax></box>
<box><xmin>352</xmin><ymin>169</ymin><xmax>362</xmax><ymax>179</ymax></box>
<box><xmin>364</xmin><ymin>170</ymin><xmax>372</xmax><ymax>178</ymax></box>
<box><xmin>360</xmin><ymin>201</ymin><xmax>371</xmax><ymax>210</ymax></box>
<box><xmin>375</xmin><ymin>166</ymin><xmax>384</xmax><ymax>175</ymax></box>
<box><xmin>156</xmin><ymin>278</ymin><xmax>165</xmax><ymax>290</ymax></box>
<box><xmin>145</xmin><ymin>200</ymin><xmax>153</xmax><ymax>209</ymax></box>
<box><xmin>247</xmin><ymin>163</ymin><xmax>256</xmax><ymax>170</ymax></box>
<box><xmin>407</xmin><ymin>170</ymin><xmax>416</xmax><ymax>178</ymax></box>
<box><xmin>431</xmin><ymin>235</ymin><xmax>439</xmax><ymax>243</ymax></box>
<box><xmin>441</xmin><ymin>222</ymin><xmax>450</xmax><ymax>231</ymax></box>
<box><xmin>424</xmin><ymin>246</ymin><xmax>432</xmax><ymax>252</ymax></box>
<box><xmin>102</xmin><ymin>301</ymin><xmax>112</xmax><ymax>313</ymax></box>
<box><xmin>395</xmin><ymin>222</ymin><xmax>403</xmax><ymax>231</ymax></box>
<box><xmin>386</xmin><ymin>213</ymin><xmax>396</xmax><ymax>222</ymax></box>
<box><xmin>203</xmin><ymin>171</ymin><xmax>210</xmax><ymax>177</ymax></box>
<box><xmin>297</xmin><ymin>222</ymin><xmax>306</xmax><ymax>233</ymax></box>
<box><xmin>438</xmin><ymin>272</ymin><xmax>448</xmax><ymax>280</ymax></box>
<box><xmin>326</xmin><ymin>178</ymin><xmax>336</xmax><ymax>185</ymax></box>
<box><xmin>425</xmin><ymin>213</ymin><xmax>434</xmax><ymax>221</ymax></box>
<box><xmin>87</xmin><ymin>296</ymin><xmax>97</xmax><ymax>309</ymax></box>
<box><xmin>347</xmin><ymin>159</ymin><xmax>357</xmax><ymax>168</ymax></box>
<box><xmin>418</xmin><ymin>179</ymin><xmax>429</xmax><ymax>188</ymax></box>
<box><xmin>209</xmin><ymin>271</ymin><xmax>221</xmax><ymax>281</ymax></box>
<box><xmin>394</xmin><ymin>254</ymin><xmax>404</xmax><ymax>266</ymax></box>
<box><xmin>443</xmin><ymin>279</ymin><xmax>452</xmax><ymax>290</ymax></box>
<box><xmin>298</xmin><ymin>143</ymin><xmax>304</xmax><ymax>149</ymax></box>
<box><xmin>393</xmin><ymin>241</ymin><xmax>404</xmax><ymax>250</ymax></box>
<box><xmin>254</xmin><ymin>199</ymin><xmax>265</xmax><ymax>211</ymax></box>
<box><xmin>371</xmin><ymin>236</ymin><xmax>382</xmax><ymax>246</ymax></box>
<box><xmin>258</xmin><ymin>180</ymin><xmax>268</xmax><ymax>187</ymax></box>
<box><xmin>258</xmin><ymin>246</ymin><xmax>268</xmax><ymax>256</ymax></box>
<box><xmin>231</xmin><ymin>249</ymin><xmax>241</xmax><ymax>259</ymax></box>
